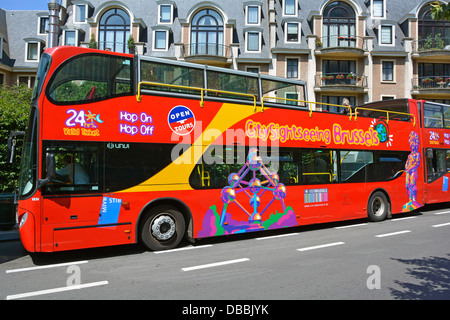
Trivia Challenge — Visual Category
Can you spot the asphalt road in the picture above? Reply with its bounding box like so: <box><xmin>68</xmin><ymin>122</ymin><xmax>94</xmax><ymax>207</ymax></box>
<box><xmin>1</xmin><ymin>203</ymin><xmax>449</xmax><ymax>303</ymax></box>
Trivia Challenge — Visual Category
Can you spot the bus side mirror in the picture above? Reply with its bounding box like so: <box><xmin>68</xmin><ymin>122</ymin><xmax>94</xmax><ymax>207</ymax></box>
<box><xmin>38</xmin><ymin>153</ymin><xmax>56</xmax><ymax>188</ymax></box>
<box><xmin>7</xmin><ymin>131</ymin><xmax>25</xmax><ymax>163</ymax></box>
<box><xmin>46</xmin><ymin>153</ymin><xmax>56</xmax><ymax>181</ymax></box>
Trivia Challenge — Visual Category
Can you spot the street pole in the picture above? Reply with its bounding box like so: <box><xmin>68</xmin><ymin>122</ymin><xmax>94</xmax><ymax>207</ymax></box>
<box><xmin>47</xmin><ymin>0</ymin><xmax>61</xmax><ymax>48</ymax></box>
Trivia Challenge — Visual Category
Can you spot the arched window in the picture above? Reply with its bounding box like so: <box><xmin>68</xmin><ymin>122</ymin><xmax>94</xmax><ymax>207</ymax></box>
<box><xmin>99</xmin><ymin>8</ymin><xmax>130</xmax><ymax>53</ymax></box>
<box><xmin>322</xmin><ymin>1</ymin><xmax>356</xmax><ymax>48</ymax></box>
<box><xmin>418</xmin><ymin>4</ymin><xmax>450</xmax><ymax>50</ymax></box>
<box><xmin>190</xmin><ymin>9</ymin><xmax>224</xmax><ymax>56</ymax></box>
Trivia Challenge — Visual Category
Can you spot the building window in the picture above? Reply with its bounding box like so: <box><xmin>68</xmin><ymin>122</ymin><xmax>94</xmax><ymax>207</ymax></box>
<box><xmin>382</xmin><ymin>61</ymin><xmax>394</xmax><ymax>81</ymax></box>
<box><xmin>190</xmin><ymin>9</ymin><xmax>224</xmax><ymax>56</ymax></box>
<box><xmin>322</xmin><ymin>96</ymin><xmax>356</xmax><ymax>112</ymax></box>
<box><xmin>379</xmin><ymin>25</ymin><xmax>394</xmax><ymax>45</ymax></box>
<box><xmin>322</xmin><ymin>1</ymin><xmax>356</xmax><ymax>48</ymax></box>
<box><xmin>18</xmin><ymin>76</ymin><xmax>36</xmax><ymax>88</ymax></box>
<box><xmin>246</xmin><ymin>67</ymin><xmax>260</xmax><ymax>73</ymax></box>
<box><xmin>38</xmin><ymin>17</ymin><xmax>49</xmax><ymax>35</ymax></box>
<box><xmin>284</xmin><ymin>0</ymin><xmax>297</xmax><ymax>16</ymax></box>
<box><xmin>153</xmin><ymin>30</ymin><xmax>168</xmax><ymax>50</ymax></box>
<box><xmin>287</xmin><ymin>58</ymin><xmax>298</xmax><ymax>78</ymax></box>
<box><xmin>285</xmin><ymin>22</ymin><xmax>300</xmax><ymax>43</ymax></box>
<box><xmin>74</xmin><ymin>4</ymin><xmax>87</xmax><ymax>23</ymax></box>
<box><xmin>418</xmin><ymin>4</ymin><xmax>450</xmax><ymax>50</ymax></box>
<box><xmin>26</xmin><ymin>42</ymin><xmax>39</xmax><ymax>61</ymax></box>
<box><xmin>64</xmin><ymin>30</ymin><xmax>77</xmax><ymax>46</ymax></box>
<box><xmin>246</xmin><ymin>32</ymin><xmax>261</xmax><ymax>52</ymax></box>
<box><xmin>372</xmin><ymin>0</ymin><xmax>385</xmax><ymax>18</ymax></box>
<box><xmin>99</xmin><ymin>8</ymin><xmax>131</xmax><ymax>53</ymax></box>
<box><xmin>323</xmin><ymin>60</ymin><xmax>356</xmax><ymax>76</ymax></box>
<box><xmin>159</xmin><ymin>4</ymin><xmax>173</xmax><ymax>24</ymax></box>
<box><xmin>247</xmin><ymin>6</ymin><xmax>260</xmax><ymax>25</ymax></box>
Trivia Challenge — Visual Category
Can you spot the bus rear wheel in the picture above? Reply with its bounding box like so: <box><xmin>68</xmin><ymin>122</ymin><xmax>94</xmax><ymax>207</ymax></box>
<box><xmin>367</xmin><ymin>191</ymin><xmax>389</xmax><ymax>222</ymax></box>
<box><xmin>140</xmin><ymin>206</ymin><xmax>185</xmax><ymax>251</ymax></box>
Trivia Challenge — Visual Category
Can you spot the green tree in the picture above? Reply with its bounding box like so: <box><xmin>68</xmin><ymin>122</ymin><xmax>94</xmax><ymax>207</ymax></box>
<box><xmin>431</xmin><ymin>1</ymin><xmax>450</xmax><ymax>21</ymax></box>
<box><xmin>0</xmin><ymin>84</ymin><xmax>32</xmax><ymax>192</ymax></box>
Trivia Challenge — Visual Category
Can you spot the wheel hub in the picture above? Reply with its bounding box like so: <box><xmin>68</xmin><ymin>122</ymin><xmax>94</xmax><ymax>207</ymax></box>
<box><xmin>151</xmin><ymin>215</ymin><xmax>176</xmax><ymax>241</ymax></box>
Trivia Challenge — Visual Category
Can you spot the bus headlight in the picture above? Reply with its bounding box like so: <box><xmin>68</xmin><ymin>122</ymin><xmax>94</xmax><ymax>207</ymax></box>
<box><xmin>19</xmin><ymin>212</ymin><xmax>28</xmax><ymax>229</ymax></box>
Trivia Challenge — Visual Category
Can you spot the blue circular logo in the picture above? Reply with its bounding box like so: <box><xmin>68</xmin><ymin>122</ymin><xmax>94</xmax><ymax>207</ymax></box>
<box><xmin>168</xmin><ymin>105</ymin><xmax>196</xmax><ymax>135</ymax></box>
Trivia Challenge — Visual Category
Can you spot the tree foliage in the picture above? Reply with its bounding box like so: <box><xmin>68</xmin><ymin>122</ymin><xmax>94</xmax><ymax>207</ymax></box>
<box><xmin>0</xmin><ymin>84</ymin><xmax>32</xmax><ymax>193</ymax></box>
<box><xmin>431</xmin><ymin>1</ymin><xmax>450</xmax><ymax>21</ymax></box>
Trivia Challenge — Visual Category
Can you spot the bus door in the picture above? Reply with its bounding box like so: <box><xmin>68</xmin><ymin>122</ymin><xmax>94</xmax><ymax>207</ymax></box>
<box><xmin>424</xmin><ymin>148</ymin><xmax>450</xmax><ymax>203</ymax></box>
<box><xmin>40</xmin><ymin>141</ymin><xmax>126</xmax><ymax>250</ymax></box>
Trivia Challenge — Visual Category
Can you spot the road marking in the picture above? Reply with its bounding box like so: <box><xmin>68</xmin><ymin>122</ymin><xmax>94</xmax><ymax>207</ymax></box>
<box><xmin>392</xmin><ymin>216</ymin><xmax>417</xmax><ymax>221</ymax></box>
<box><xmin>182</xmin><ymin>258</ymin><xmax>250</xmax><ymax>272</ymax></box>
<box><xmin>6</xmin><ymin>281</ymin><xmax>109</xmax><ymax>300</ymax></box>
<box><xmin>432</xmin><ymin>222</ymin><xmax>450</xmax><ymax>228</ymax></box>
<box><xmin>334</xmin><ymin>223</ymin><xmax>367</xmax><ymax>229</ymax></box>
<box><xmin>5</xmin><ymin>260</ymin><xmax>89</xmax><ymax>274</ymax></box>
<box><xmin>297</xmin><ymin>242</ymin><xmax>345</xmax><ymax>252</ymax></box>
<box><xmin>375</xmin><ymin>230</ymin><xmax>411</xmax><ymax>238</ymax></box>
<box><xmin>255</xmin><ymin>233</ymin><xmax>299</xmax><ymax>240</ymax></box>
<box><xmin>434</xmin><ymin>210</ymin><xmax>450</xmax><ymax>215</ymax></box>
<box><xmin>153</xmin><ymin>244</ymin><xmax>213</xmax><ymax>254</ymax></box>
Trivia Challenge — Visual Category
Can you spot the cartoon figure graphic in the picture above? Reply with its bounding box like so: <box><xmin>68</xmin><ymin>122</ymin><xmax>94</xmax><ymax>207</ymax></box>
<box><xmin>402</xmin><ymin>131</ymin><xmax>423</xmax><ymax>212</ymax></box>
<box><xmin>198</xmin><ymin>148</ymin><xmax>298</xmax><ymax>237</ymax></box>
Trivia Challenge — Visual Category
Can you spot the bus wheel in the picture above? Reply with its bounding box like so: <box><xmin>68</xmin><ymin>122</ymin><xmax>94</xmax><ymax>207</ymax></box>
<box><xmin>140</xmin><ymin>206</ymin><xmax>185</xmax><ymax>251</ymax></box>
<box><xmin>367</xmin><ymin>191</ymin><xmax>389</xmax><ymax>222</ymax></box>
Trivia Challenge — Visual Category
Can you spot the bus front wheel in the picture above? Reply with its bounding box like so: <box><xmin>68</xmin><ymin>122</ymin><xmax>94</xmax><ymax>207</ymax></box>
<box><xmin>367</xmin><ymin>191</ymin><xmax>389</xmax><ymax>222</ymax></box>
<box><xmin>140</xmin><ymin>206</ymin><xmax>186</xmax><ymax>251</ymax></box>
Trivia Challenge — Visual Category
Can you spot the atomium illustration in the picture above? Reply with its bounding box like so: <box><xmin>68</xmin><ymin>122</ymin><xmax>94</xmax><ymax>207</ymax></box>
<box><xmin>219</xmin><ymin>147</ymin><xmax>287</xmax><ymax>227</ymax></box>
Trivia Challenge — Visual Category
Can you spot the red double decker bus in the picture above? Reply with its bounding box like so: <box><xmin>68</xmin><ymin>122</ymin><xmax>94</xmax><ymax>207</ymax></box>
<box><xmin>12</xmin><ymin>46</ymin><xmax>449</xmax><ymax>252</ymax></box>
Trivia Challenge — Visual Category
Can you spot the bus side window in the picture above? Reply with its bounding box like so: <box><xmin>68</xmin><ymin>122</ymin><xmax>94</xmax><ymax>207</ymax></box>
<box><xmin>426</xmin><ymin>149</ymin><xmax>450</xmax><ymax>182</ymax></box>
<box><xmin>301</xmin><ymin>150</ymin><xmax>336</xmax><ymax>184</ymax></box>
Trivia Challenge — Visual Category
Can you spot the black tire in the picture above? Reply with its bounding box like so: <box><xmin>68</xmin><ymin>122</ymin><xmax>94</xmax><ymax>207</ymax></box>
<box><xmin>140</xmin><ymin>206</ymin><xmax>186</xmax><ymax>251</ymax></box>
<box><xmin>367</xmin><ymin>191</ymin><xmax>389</xmax><ymax>222</ymax></box>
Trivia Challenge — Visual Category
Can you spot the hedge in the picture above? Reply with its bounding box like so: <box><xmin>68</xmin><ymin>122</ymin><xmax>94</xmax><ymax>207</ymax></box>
<box><xmin>0</xmin><ymin>84</ymin><xmax>32</xmax><ymax>193</ymax></box>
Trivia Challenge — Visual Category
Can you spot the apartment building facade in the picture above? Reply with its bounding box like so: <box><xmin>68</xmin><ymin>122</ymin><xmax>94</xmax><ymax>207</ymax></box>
<box><xmin>1</xmin><ymin>0</ymin><xmax>450</xmax><ymax>107</ymax></box>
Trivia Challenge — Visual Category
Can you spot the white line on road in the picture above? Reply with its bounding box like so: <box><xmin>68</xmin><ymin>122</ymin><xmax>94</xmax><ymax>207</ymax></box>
<box><xmin>255</xmin><ymin>233</ymin><xmax>299</xmax><ymax>240</ymax></box>
<box><xmin>434</xmin><ymin>210</ymin><xmax>450</xmax><ymax>215</ymax></box>
<box><xmin>6</xmin><ymin>260</ymin><xmax>89</xmax><ymax>274</ymax></box>
<box><xmin>334</xmin><ymin>223</ymin><xmax>367</xmax><ymax>229</ymax></box>
<box><xmin>153</xmin><ymin>244</ymin><xmax>213</xmax><ymax>254</ymax></box>
<box><xmin>297</xmin><ymin>242</ymin><xmax>345</xmax><ymax>252</ymax></box>
<box><xmin>6</xmin><ymin>281</ymin><xmax>109</xmax><ymax>300</ymax></box>
<box><xmin>392</xmin><ymin>216</ymin><xmax>417</xmax><ymax>221</ymax></box>
<box><xmin>432</xmin><ymin>222</ymin><xmax>450</xmax><ymax>228</ymax></box>
<box><xmin>181</xmin><ymin>258</ymin><xmax>250</xmax><ymax>272</ymax></box>
<box><xmin>375</xmin><ymin>230</ymin><xmax>411</xmax><ymax>238</ymax></box>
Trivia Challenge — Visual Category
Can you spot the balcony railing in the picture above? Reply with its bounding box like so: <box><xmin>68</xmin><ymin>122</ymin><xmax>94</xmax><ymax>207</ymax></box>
<box><xmin>412</xmin><ymin>76</ymin><xmax>450</xmax><ymax>90</ymax></box>
<box><xmin>183</xmin><ymin>43</ymin><xmax>232</xmax><ymax>59</ymax></box>
<box><xmin>315</xmin><ymin>73</ymin><xmax>368</xmax><ymax>88</ymax></box>
<box><xmin>317</xmin><ymin>35</ymin><xmax>367</xmax><ymax>51</ymax></box>
<box><xmin>413</xmin><ymin>37</ymin><xmax>450</xmax><ymax>53</ymax></box>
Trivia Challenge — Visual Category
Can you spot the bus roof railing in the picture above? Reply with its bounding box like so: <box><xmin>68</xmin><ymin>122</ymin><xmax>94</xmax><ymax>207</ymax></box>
<box><xmin>137</xmin><ymin>81</ymin><xmax>258</xmax><ymax>111</ymax></box>
<box><xmin>354</xmin><ymin>107</ymin><xmax>416</xmax><ymax>126</ymax></box>
<box><xmin>261</xmin><ymin>96</ymin><xmax>352</xmax><ymax>119</ymax></box>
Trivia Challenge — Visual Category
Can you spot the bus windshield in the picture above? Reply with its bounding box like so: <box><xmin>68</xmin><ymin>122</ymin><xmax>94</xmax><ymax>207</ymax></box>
<box><xmin>47</xmin><ymin>53</ymin><xmax>133</xmax><ymax>104</ymax></box>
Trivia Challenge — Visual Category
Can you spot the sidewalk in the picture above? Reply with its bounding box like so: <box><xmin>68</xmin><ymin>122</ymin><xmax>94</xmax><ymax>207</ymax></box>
<box><xmin>0</xmin><ymin>225</ymin><xmax>19</xmax><ymax>242</ymax></box>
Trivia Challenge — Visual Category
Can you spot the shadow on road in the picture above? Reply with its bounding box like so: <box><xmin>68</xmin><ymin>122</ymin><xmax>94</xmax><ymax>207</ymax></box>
<box><xmin>390</xmin><ymin>254</ymin><xmax>450</xmax><ymax>300</ymax></box>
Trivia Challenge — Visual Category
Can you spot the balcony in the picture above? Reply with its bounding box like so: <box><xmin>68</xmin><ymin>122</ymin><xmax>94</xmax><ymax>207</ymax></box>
<box><xmin>412</xmin><ymin>37</ymin><xmax>450</xmax><ymax>61</ymax></box>
<box><xmin>182</xmin><ymin>43</ymin><xmax>232</xmax><ymax>67</ymax></box>
<box><xmin>315</xmin><ymin>35</ymin><xmax>368</xmax><ymax>58</ymax></box>
<box><xmin>412</xmin><ymin>76</ymin><xmax>450</xmax><ymax>94</ymax></box>
<box><xmin>315</xmin><ymin>73</ymin><xmax>368</xmax><ymax>93</ymax></box>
